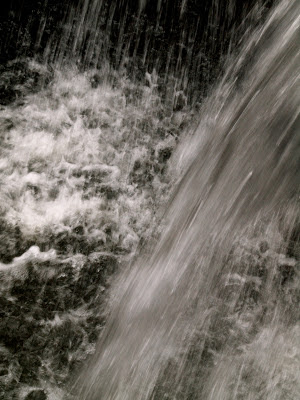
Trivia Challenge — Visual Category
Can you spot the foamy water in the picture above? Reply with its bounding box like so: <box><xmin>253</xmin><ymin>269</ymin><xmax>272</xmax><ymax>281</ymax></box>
<box><xmin>0</xmin><ymin>64</ymin><xmax>181</xmax><ymax>260</ymax></box>
<box><xmin>0</xmin><ymin>61</ymin><xmax>188</xmax><ymax>398</ymax></box>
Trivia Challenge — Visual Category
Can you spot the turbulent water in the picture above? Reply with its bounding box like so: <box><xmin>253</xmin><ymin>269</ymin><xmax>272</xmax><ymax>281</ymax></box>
<box><xmin>0</xmin><ymin>60</ymin><xmax>184</xmax><ymax>399</ymax></box>
<box><xmin>0</xmin><ymin>0</ymin><xmax>299</xmax><ymax>399</ymax></box>
<box><xmin>72</xmin><ymin>1</ymin><xmax>300</xmax><ymax>399</ymax></box>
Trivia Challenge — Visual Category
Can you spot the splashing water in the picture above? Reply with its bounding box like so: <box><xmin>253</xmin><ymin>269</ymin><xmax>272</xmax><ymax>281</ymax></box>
<box><xmin>73</xmin><ymin>0</ymin><xmax>299</xmax><ymax>399</ymax></box>
<box><xmin>0</xmin><ymin>57</ymin><xmax>183</xmax><ymax>399</ymax></box>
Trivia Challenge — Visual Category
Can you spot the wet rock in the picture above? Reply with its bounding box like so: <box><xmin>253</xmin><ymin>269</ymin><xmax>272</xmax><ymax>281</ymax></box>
<box><xmin>123</xmin><ymin>85</ymin><xmax>143</xmax><ymax>104</ymax></box>
<box><xmin>158</xmin><ymin>147</ymin><xmax>172</xmax><ymax>163</ymax></box>
<box><xmin>0</xmin><ymin>117</ymin><xmax>14</xmax><ymax>132</ymax></box>
<box><xmin>19</xmin><ymin>352</ymin><xmax>41</xmax><ymax>384</ymax></box>
<box><xmin>73</xmin><ymin>225</ymin><xmax>84</xmax><ymax>235</ymax></box>
<box><xmin>0</xmin><ymin>219</ymin><xmax>20</xmax><ymax>263</ymax></box>
<box><xmin>11</xmin><ymin>264</ymin><xmax>41</xmax><ymax>306</ymax></box>
<box><xmin>88</xmin><ymin>328</ymin><xmax>101</xmax><ymax>343</ymax></box>
<box><xmin>53</xmin><ymin>230</ymin><xmax>92</xmax><ymax>255</ymax></box>
<box><xmin>0</xmin><ymin>297</ymin><xmax>17</xmax><ymax>317</ymax></box>
<box><xmin>24</xmin><ymin>390</ymin><xmax>47</xmax><ymax>400</ymax></box>
<box><xmin>130</xmin><ymin>160</ymin><xmax>155</xmax><ymax>187</ymax></box>
<box><xmin>98</xmin><ymin>185</ymin><xmax>119</xmax><ymax>200</ymax></box>
<box><xmin>90</xmin><ymin>74</ymin><xmax>103</xmax><ymax>89</ymax></box>
<box><xmin>81</xmin><ymin>166</ymin><xmax>120</xmax><ymax>198</ymax></box>
<box><xmin>277</xmin><ymin>256</ymin><xmax>297</xmax><ymax>286</ymax></box>
<box><xmin>44</xmin><ymin>319</ymin><xmax>84</xmax><ymax>375</ymax></box>
<box><xmin>173</xmin><ymin>91</ymin><xmax>187</xmax><ymax>111</ymax></box>
<box><xmin>88</xmin><ymin>253</ymin><xmax>117</xmax><ymax>279</ymax></box>
<box><xmin>40</xmin><ymin>282</ymin><xmax>62</xmax><ymax>317</ymax></box>
<box><xmin>54</xmin><ymin>231</ymin><xmax>73</xmax><ymax>254</ymax></box>
<box><xmin>0</xmin><ymin>382</ymin><xmax>18</xmax><ymax>400</ymax></box>
<box><xmin>74</xmin><ymin>253</ymin><xmax>117</xmax><ymax>303</ymax></box>
<box><xmin>0</xmin><ymin>315</ymin><xmax>38</xmax><ymax>351</ymax></box>
<box><xmin>86</xmin><ymin>315</ymin><xmax>105</xmax><ymax>343</ymax></box>
<box><xmin>0</xmin><ymin>60</ymin><xmax>53</xmax><ymax>106</ymax></box>
<box><xmin>32</xmin><ymin>306</ymin><xmax>44</xmax><ymax>321</ymax></box>
<box><xmin>0</xmin><ymin>348</ymin><xmax>11</xmax><ymax>371</ymax></box>
<box><xmin>23</xmin><ymin>333</ymin><xmax>46</xmax><ymax>353</ymax></box>
<box><xmin>56</xmin><ymin>264</ymin><xmax>75</xmax><ymax>286</ymax></box>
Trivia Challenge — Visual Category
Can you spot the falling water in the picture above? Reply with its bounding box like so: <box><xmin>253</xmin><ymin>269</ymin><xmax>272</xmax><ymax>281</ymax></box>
<box><xmin>72</xmin><ymin>0</ymin><xmax>299</xmax><ymax>399</ymax></box>
<box><xmin>0</xmin><ymin>0</ymin><xmax>298</xmax><ymax>399</ymax></box>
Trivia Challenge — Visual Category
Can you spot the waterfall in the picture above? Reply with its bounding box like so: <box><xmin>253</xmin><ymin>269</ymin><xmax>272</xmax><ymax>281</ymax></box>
<box><xmin>0</xmin><ymin>1</ymin><xmax>298</xmax><ymax>399</ymax></box>
<box><xmin>73</xmin><ymin>0</ymin><xmax>300</xmax><ymax>399</ymax></box>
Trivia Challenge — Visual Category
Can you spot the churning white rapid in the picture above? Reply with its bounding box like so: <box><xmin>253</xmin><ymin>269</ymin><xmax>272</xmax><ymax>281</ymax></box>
<box><xmin>73</xmin><ymin>1</ymin><xmax>300</xmax><ymax>399</ymax></box>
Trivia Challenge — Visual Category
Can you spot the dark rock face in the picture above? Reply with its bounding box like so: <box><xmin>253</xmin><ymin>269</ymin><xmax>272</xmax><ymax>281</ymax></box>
<box><xmin>0</xmin><ymin>253</ymin><xmax>118</xmax><ymax>394</ymax></box>
<box><xmin>0</xmin><ymin>219</ymin><xmax>22</xmax><ymax>263</ymax></box>
<box><xmin>24</xmin><ymin>390</ymin><xmax>47</xmax><ymax>400</ymax></box>
<box><xmin>0</xmin><ymin>60</ymin><xmax>53</xmax><ymax>106</ymax></box>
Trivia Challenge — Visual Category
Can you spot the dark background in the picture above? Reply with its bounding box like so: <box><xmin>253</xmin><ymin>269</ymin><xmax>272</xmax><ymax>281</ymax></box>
<box><xmin>0</xmin><ymin>0</ymin><xmax>274</xmax><ymax>101</ymax></box>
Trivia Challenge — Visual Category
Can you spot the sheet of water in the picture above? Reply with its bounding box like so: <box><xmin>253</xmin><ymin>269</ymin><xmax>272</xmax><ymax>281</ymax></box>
<box><xmin>73</xmin><ymin>1</ymin><xmax>300</xmax><ymax>399</ymax></box>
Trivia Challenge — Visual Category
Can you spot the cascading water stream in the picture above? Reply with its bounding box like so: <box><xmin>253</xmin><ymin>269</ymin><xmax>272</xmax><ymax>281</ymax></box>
<box><xmin>72</xmin><ymin>0</ymin><xmax>299</xmax><ymax>399</ymax></box>
<box><xmin>0</xmin><ymin>1</ymin><xmax>298</xmax><ymax>399</ymax></box>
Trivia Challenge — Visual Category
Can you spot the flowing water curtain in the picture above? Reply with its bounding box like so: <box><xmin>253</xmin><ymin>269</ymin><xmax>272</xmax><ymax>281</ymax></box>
<box><xmin>72</xmin><ymin>0</ymin><xmax>299</xmax><ymax>399</ymax></box>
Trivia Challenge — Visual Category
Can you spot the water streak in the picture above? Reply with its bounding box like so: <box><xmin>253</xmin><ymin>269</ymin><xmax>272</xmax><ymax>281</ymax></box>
<box><xmin>74</xmin><ymin>0</ymin><xmax>300</xmax><ymax>399</ymax></box>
